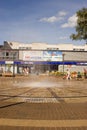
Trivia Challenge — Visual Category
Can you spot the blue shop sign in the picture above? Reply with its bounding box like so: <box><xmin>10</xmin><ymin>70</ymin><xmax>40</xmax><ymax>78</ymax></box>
<box><xmin>0</xmin><ymin>61</ymin><xmax>5</xmax><ymax>64</ymax></box>
<box><xmin>14</xmin><ymin>61</ymin><xmax>21</xmax><ymax>64</ymax></box>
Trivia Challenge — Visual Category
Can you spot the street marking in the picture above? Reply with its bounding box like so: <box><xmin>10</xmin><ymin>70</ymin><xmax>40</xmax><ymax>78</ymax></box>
<box><xmin>0</xmin><ymin>118</ymin><xmax>87</xmax><ymax>127</ymax></box>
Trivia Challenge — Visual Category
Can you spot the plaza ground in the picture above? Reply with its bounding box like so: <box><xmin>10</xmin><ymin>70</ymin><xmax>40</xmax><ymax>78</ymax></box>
<box><xmin>0</xmin><ymin>75</ymin><xmax>87</xmax><ymax>130</ymax></box>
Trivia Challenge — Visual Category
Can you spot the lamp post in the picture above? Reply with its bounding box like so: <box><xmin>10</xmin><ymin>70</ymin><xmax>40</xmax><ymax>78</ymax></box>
<box><xmin>13</xmin><ymin>53</ymin><xmax>15</xmax><ymax>77</ymax></box>
<box><xmin>62</xmin><ymin>53</ymin><xmax>65</xmax><ymax>75</ymax></box>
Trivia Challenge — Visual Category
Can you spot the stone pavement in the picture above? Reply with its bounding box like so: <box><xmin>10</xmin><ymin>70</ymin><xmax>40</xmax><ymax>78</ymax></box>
<box><xmin>0</xmin><ymin>101</ymin><xmax>87</xmax><ymax>130</ymax></box>
<box><xmin>0</xmin><ymin>76</ymin><xmax>87</xmax><ymax>129</ymax></box>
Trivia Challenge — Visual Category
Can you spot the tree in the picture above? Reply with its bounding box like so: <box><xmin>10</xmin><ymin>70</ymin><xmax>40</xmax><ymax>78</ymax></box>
<box><xmin>70</xmin><ymin>8</ymin><xmax>87</xmax><ymax>44</ymax></box>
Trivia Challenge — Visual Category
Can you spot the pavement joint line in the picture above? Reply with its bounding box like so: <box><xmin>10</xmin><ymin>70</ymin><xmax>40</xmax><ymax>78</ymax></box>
<box><xmin>0</xmin><ymin>118</ymin><xmax>87</xmax><ymax>127</ymax></box>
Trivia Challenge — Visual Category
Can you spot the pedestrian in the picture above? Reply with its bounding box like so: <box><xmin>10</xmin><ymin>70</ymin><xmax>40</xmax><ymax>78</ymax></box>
<box><xmin>66</xmin><ymin>69</ymin><xmax>71</xmax><ymax>80</ymax></box>
<box><xmin>83</xmin><ymin>68</ymin><xmax>87</xmax><ymax>79</ymax></box>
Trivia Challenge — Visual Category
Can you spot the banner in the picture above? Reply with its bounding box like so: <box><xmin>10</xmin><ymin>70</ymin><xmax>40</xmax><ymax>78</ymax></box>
<box><xmin>23</xmin><ymin>51</ymin><xmax>43</xmax><ymax>61</ymax></box>
<box><xmin>23</xmin><ymin>51</ymin><xmax>62</xmax><ymax>61</ymax></box>
<box><xmin>43</xmin><ymin>51</ymin><xmax>62</xmax><ymax>61</ymax></box>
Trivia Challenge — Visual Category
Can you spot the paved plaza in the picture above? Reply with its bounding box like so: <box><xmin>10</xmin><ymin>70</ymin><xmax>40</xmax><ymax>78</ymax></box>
<box><xmin>0</xmin><ymin>75</ymin><xmax>87</xmax><ymax>130</ymax></box>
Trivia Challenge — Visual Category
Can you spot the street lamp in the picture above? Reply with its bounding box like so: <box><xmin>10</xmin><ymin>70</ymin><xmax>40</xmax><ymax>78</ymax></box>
<box><xmin>13</xmin><ymin>53</ymin><xmax>15</xmax><ymax>77</ymax></box>
<box><xmin>62</xmin><ymin>53</ymin><xmax>65</xmax><ymax>75</ymax></box>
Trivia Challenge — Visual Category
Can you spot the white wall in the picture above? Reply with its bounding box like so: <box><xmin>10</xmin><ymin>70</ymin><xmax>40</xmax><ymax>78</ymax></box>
<box><xmin>59</xmin><ymin>65</ymin><xmax>87</xmax><ymax>73</ymax></box>
<box><xmin>58</xmin><ymin>44</ymin><xmax>73</xmax><ymax>50</ymax></box>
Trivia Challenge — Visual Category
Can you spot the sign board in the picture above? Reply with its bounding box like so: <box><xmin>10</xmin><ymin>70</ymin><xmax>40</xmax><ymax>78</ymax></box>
<box><xmin>43</xmin><ymin>51</ymin><xmax>62</xmax><ymax>61</ymax></box>
<box><xmin>5</xmin><ymin>61</ymin><xmax>13</xmax><ymax>64</ymax></box>
<box><xmin>23</xmin><ymin>51</ymin><xmax>43</xmax><ymax>61</ymax></box>
<box><xmin>23</xmin><ymin>51</ymin><xmax>62</xmax><ymax>61</ymax></box>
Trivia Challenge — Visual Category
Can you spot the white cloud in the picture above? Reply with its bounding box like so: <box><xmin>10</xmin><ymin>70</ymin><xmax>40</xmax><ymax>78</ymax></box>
<box><xmin>40</xmin><ymin>16</ymin><xmax>57</xmax><ymax>23</ymax></box>
<box><xmin>58</xmin><ymin>11</ymin><xmax>67</xmax><ymax>16</ymax></box>
<box><xmin>61</xmin><ymin>14</ymin><xmax>78</xmax><ymax>28</ymax></box>
<box><xmin>59</xmin><ymin>36</ymin><xmax>68</xmax><ymax>40</ymax></box>
<box><xmin>39</xmin><ymin>11</ymin><xmax>67</xmax><ymax>23</ymax></box>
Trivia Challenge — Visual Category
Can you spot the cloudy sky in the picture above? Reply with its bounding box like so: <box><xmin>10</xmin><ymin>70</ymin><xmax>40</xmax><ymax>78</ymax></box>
<box><xmin>0</xmin><ymin>0</ymin><xmax>87</xmax><ymax>45</ymax></box>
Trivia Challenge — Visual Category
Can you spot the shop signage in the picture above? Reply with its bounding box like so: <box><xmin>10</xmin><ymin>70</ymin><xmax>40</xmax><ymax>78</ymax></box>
<box><xmin>5</xmin><ymin>61</ymin><xmax>13</xmax><ymax>64</ymax></box>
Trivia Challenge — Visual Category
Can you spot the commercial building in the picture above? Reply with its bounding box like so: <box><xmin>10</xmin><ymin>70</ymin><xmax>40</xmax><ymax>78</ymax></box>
<box><xmin>0</xmin><ymin>41</ymin><xmax>87</xmax><ymax>75</ymax></box>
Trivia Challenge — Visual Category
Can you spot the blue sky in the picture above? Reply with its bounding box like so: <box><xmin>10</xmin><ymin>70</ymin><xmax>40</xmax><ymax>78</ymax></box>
<box><xmin>0</xmin><ymin>0</ymin><xmax>87</xmax><ymax>45</ymax></box>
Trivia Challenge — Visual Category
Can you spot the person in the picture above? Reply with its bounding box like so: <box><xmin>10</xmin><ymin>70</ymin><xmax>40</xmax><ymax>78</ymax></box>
<box><xmin>66</xmin><ymin>69</ymin><xmax>71</xmax><ymax>80</ymax></box>
<box><xmin>83</xmin><ymin>68</ymin><xmax>87</xmax><ymax>79</ymax></box>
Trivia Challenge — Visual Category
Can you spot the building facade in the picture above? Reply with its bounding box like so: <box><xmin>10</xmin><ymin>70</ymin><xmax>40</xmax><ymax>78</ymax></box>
<box><xmin>0</xmin><ymin>41</ymin><xmax>87</xmax><ymax>75</ymax></box>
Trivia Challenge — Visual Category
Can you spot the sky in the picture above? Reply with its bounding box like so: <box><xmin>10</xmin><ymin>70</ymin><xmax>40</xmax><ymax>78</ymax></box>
<box><xmin>0</xmin><ymin>0</ymin><xmax>87</xmax><ymax>45</ymax></box>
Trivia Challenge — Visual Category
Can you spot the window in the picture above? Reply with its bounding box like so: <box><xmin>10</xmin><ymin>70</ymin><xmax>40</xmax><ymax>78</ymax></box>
<box><xmin>6</xmin><ymin>52</ymin><xmax>9</xmax><ymax>56</ymax></box>
<box><xmin>73</xmin><ymin>48</ymin><xmax>84</xmax><ymax>51</ymax></box>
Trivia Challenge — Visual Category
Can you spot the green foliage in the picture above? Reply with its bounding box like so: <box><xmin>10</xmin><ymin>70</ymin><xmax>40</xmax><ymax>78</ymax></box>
<box><xmin>70</xmin><ymin>8</ymin><xmax>87</xmax><ymax>43</ymax></box>
<box><xmin>49</xmin><ymin>71</ymin><xmax>66</xmax><ymax>77</ymax></box>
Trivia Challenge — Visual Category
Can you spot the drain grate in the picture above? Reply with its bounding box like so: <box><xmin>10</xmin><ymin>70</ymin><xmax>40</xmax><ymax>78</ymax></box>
<box><xmin>24</xmin><ymin>97</ymin><xmax>58</xmax><ymax>103</ymax></box>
